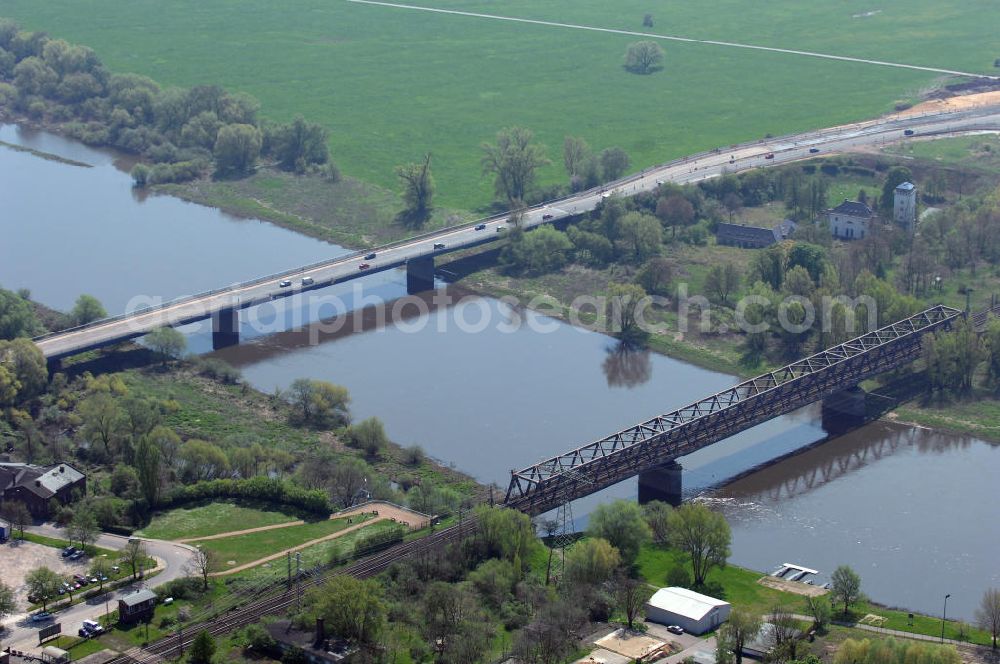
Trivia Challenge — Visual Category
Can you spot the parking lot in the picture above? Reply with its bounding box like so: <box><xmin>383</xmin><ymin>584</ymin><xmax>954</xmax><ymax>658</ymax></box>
<box><xmin>2</xmin><ymin>540</ymin><xmax>99</xmax><ymax>611</ymax></box>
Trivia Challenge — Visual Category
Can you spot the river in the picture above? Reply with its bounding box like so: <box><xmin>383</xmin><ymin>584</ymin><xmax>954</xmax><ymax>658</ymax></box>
<box><xmin>1</xmin><ymin>124</ymin><xmax>997</xmax><ymax>620</ymax></box>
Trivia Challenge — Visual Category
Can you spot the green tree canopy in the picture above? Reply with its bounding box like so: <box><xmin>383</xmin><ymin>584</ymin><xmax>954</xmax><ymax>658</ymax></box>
<box><xmin>70</xmin><ymin>294</ymin><xmax>107</xmax><ymax>326</ymax></box>
<box><xmin>481</xmin><ymin>126</ymin><xmax>550</xmax><ymax>203</ymax></box>
<box><xmin>624</xmin><ymin>41</ymin><xmax>665</xmax><ymax>74</ymax></box>
<box><xmin>308</xmin><ymin>576</ymin><xmax>385</xmax><ymax>645</ymax></box>
<box><xmin>667</xmin><ymin>502</ymin><xmax>731</xmax><ymax>586</ymax></box>
<box><xmin>396</xmin><ymin>153</ymin><xmax>435</xmax><ymax>224</ymax></box>
<box><xmin>564</xmin><ymin>537</ymin><xmax>621</xmax><ymax>586</ymax></box>
<box><xmin>0</xmin><ymin>287</ymin><xmax>41</xmax><ymax>340</ymax></box>
<box><xmin>145</xmin><ymin>326</ymin><xmax>186</xmax><ymax>363</ymax></box>
<box><xmin>214</xmin><ymin>122</ymin><xmax>262</xmax><ymax>175</ymax></box>
<box><xmin>586</xmin><ymin>499</ymin><xmax>651</xmax><ymax>565</ymax></box>
<box><xmin>830</xmin><ymin>564</ymin><xmax>863</xmax><ymax>616</ymax></box>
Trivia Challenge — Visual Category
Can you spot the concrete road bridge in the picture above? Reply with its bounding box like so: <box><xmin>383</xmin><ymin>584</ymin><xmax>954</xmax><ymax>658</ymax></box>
<box><xmin>32</xmin><ymin>104</ymin><xmax>1000</xmax><ymax>363</ymax></box>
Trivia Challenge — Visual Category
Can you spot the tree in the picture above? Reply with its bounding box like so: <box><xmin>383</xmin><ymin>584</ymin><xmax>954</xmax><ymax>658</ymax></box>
<box><xmin>396</xmin><ymin>153</ymin><xmax>435</xmax><ymax>224</ymax></box>
<box><xmin>473</xmin><ymin>506</ymin><xmax>536</xmax><ymax>567</ymax></box>
<box><xmin>500</xmin><ymin>225</ymin><xmax>573</xmax><ymax>275</ymax></box>
<box><xmin>70</xmin><ymin>294</ymin><xmax>107</xmax><ymax>326</ymax></box>
<box><xmin>564</xmin><ymin>537</ymin><xmax>621</xmax><ymax>586</ymax></box>
<box><xmin>0</xmin><ymin>286</ymin><xmax>40</xmax><ymax>340</ymax></box>
<box><xmin>667</xmin><ymin>502</ymin><xmax>731</xmax><ymax>586</ymax></box>
<box><xmin>600</xmin><ymin>147</ymin><xmax>630</xmax><ymax>181</ymax></box>
<box><xmin>68</xmin><ymin>503</ymin><xmax>99</xmax><ymax>551</ymax></box>
<box><xmin>656</xmin><ymin>195</ymin><xmax>695</xmax><ymax>238</ymax></box>
<box><xmin>110</xmin><ymin>464</ymin><xmax>140</xmax><ymax>498</ymax></box>
<box><xmin>120</xmin><ymin>538</ymin><xmax>148</xmax><ymax>580</ymax></box>
<box><xmin>187</xmin><ymin>547</ymin><xmax>215</xmax><ymax>591</ymax></box>
<box><xmin>771</xmin><ymin>604</ymin><xmax>802</xmax><ymax>660</ymax></box>
<box><xmin>214</xmin><ymin>123</ymin><xmax>262</xmax><ymax>175</ymax></box>
<box><xmin>268</xmin><ymin>115</ymin><xmax>329</xmax><ymax>172</ymax></box>
<box><xmin>286</xmin><ymin>378</ymin><xmax>351</xmax><ymax>427</ymax></box>
<box><xmin>616</xmin><ymin>575</ymin><xmax>653</xmax><ymax>631</ymax></box>
<box><xmin>88</xmin><ymin>557</ymin><xmax>112</xmax><ymax>592</ymax></box>
<box><xmin>0</xmin><ymin>581</ymin><xmax>14</xmax><ymax>631</ymax></box>
<box><xmin>642</xmin><ymin>500</ymin><xmax>673</xmax><ymax>545</ymax></box>
<box><xmin>806</xmin><ymin>595</ymin><xmax>832</xmax><ymax>629</ymax></box>
<box><xmin>719</xmin><ymin>608</ymin><xmax>762</xmax><ymax>664</ymax></box>
<box><xmin>309</xmin><ymin>576</ymin><xmax>384</xmax><ymax>644</ymax></box>
<box><xmin>145</xmin><ymin>326</ymin><xmax>186</xmax><ymax>364</ymax></box>
<box><xmin>25</xmin><ymin>566</ymin><xmax>63</xmax><ymax>611</ymax></box>
<box><xmin>704</xmin><ymin>263</ymin><xmax>741</xmax><ymax>304</ymax></box>
<box><xmin>347</xmin><ymin>416</ymin><xmax>389</xmax><ymax>458</ymax></box>
<box><xmin>606</xmin><ymin>283</ymin><xmax>649</xmax><ymax>343</ymax></box>
<box><xmin>80</xmin><ymin>392</ymin><xmax>122</xmax><ymax>456</ymax></box>
<box><xmin>830</xmin><ymin>565</ymin><xmax>862</xmax><ymax>616</ymax></box>
<box><xmin>179</xmin><ymin>439</ymin><xmax>230</xmax><ymax>481</ymax></box>
<box><xmin>616</xmin><ymin>211</ymin><xmax>662</xmax><ymax>261</ymax></box>
<box><xmin>635</xmin><ymin>257</ymin><xmax>673</xmax><ymax>297</ymax></box>
<box><xmin>563</xmin><ymin>135</ymin><xmax>591</xmax><ymax>177</ymax></box>
<box><xmin>975</xmin><ymin>588</ymin><xmax>1000</xmax><ymax>649</ymax></box>
<box><xmin>481</xmin><ymin>126</ymin><xmax>550</xmax><ymax>203</ymax></box>
<box><xmin>624</xmin><ymin>40</ymin><xmax>664</xmax><ymax>74</ymax></box>
<box><xmin>188</xmin><ymin>630</ymin><xmax>217</xmax><ymax>664</ymax></box>
<box><xmin>0</xmin><ymin>338</ymin><xmax>48</xmax><ymax>402</ymax></box>
<box><xmin>134</xmin><ymin>433</ymin><xmax>162</xmax><ymax>507</ymax></box>
<box><xmin>586</xmin><ymin>499</ymin><xmax>651</xmax><ymax>565</ymax></box>
<box><xmin>0</xmin><ymin>502</ymin><xmax>29</xmax><ymax>541</ymax></box>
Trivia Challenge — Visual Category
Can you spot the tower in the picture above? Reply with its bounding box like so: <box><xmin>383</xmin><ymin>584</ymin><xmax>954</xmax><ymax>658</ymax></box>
<box><xmin>894</xmin><ymin>181</ymin><xmax>917</xmax><ymax>232</ymax></box>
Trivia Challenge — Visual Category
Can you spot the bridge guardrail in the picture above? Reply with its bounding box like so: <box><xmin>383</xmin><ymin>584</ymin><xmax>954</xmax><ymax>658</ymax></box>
<box><xmin>32</xmin><ymin>103</ymin><xmax>1000</xmax><ymax>345</ymax></box>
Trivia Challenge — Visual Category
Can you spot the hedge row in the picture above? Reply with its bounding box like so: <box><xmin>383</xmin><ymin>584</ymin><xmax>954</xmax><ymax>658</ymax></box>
<box><xmin>161</xmin><ymin>477</ymin><xmax>330</xmax><ymax>516</ymax></box>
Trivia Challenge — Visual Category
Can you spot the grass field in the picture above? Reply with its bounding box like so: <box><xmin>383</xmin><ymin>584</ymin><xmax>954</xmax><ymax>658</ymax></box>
<box><xmin>137</xmin><ymin>501</ymin><xmax>300</xmax><ymax>541</ymax></box>
<box><xmin>198</xmin><ymin>514</ymin><xmax>373</xmax><ymax>571</ymax></box>
<box><xmin>4</xmin><ymin>0</ymin><xmax>990</xmax><ymax>210</ymax></box>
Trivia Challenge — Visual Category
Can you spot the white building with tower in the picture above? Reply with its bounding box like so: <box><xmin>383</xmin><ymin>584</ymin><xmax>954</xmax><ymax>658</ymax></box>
<box><xmin>894</xmin><ymin>181</ymin><xmax>917</xmax><ymax>232</ymax></box>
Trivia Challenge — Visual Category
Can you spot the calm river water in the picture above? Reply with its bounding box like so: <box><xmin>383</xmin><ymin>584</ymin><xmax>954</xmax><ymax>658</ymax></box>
<box><xmin>1</xmin><ymin>125</ymin><xmax>996</xmax><ymax>619</ymax></box>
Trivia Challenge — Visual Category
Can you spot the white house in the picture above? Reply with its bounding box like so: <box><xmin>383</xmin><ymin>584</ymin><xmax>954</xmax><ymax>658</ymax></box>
<box><xmin>644</xmin><ymin>587</ymin><xmax>731</xmax><ymax>634</ymax></box>
<box><xmin>828</xmin><ymin>199</ymin><xmax>876</xmax><ymax>240</ymax></box>
<box><xmin>894</xmin><ymin>181</ymin><xmax>917</xmax><ymax>232</ymax></box>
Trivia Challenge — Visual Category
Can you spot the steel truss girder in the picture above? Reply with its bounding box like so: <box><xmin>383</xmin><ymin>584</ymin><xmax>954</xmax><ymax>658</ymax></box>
<box><xmin>504</xmin><ymin>305</ymin><xmax>961</xmax><ymax>515</ymax></box>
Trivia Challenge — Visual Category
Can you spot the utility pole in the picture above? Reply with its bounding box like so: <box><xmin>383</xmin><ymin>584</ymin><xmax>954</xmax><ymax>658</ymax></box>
<box><xmin>287</xmin><ymin>551</ymin><xmax>292</xmax><ymax>590</ymax></box>
<box><xmin>295</xmin><ymin>552</ymin><xmax>302</xmax><ymax>613</ymax></box>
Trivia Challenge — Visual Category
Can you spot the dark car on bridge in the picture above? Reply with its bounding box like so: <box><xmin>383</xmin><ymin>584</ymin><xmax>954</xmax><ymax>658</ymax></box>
<box><xmin>279</xmin><ymin>280</ymin><xmax>292</xmax><ymax>287</ymax></box>
<box><xmin>542</xmin><ymin>214</ymin><xmax>553</xmax><ymax>220</ymax></box>
<box><xmin>365</xmin><ymin>252</ymin><xmax>376</xmax><ymax>260</ymax></box>
<box><xmin>475</xmin><ymin>224</ymin><xmax>486</xmax><ymax>231</ymax></box>
<box><xmin>358</xmin><ymin>263</ymin><xmax>371</xmax><ymax>271</ymax></box>
<box><xmin>433</xmin><ymin>242</ymin><xmax>445</xmax><ymax>249</ymax></box>
<box><xmin>904</xmin><ymin>129</ymin><xmax>915</xmax><ymax>136</ymax></box>
<box><xmin>809</xmin><ymin>148</ymin><xmax>820</xmax><ymax>153</ymax></box>
<box><xmin>301</xmin><ymin>277</ymin><xmax>314</xmax><ymax>286</ymax></box>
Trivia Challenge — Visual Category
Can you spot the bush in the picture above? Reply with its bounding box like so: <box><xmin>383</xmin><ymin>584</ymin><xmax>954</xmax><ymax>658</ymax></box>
<box><xmin>402</xmin><ymin>445</ymin><xmax>424</xmax><ymax>466</ymax></box>
<box><xmin>192</xmin><ymin>357</ymin><xmax>242</xmax><ymax>384</ymax></box>
<box><xmin>666</xmin><ymin>563</ymin><xmax>692</xmax><ymax>588</ymax></box>
<box><xmin>154</xmin><ymin>576</ymin><xmax>203</xmax><ymax>601</ymax></box>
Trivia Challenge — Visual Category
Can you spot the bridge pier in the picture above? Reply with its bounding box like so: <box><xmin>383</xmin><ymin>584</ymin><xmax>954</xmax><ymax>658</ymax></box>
<box><xmin>406</xmin><ymin>255</ymin><xmax>435</xmax><ymax>295</ymax></box>
<box><xmin>821</xmin><ymin>386</ymin><xmax>867</xmax><ymax>434</ymax></box>
<box><xmin>638</xmin><ymin>460</ymin><xmax>683</xmax><ymax>506</ymax></box>
<box><xmin>46</xmin><ymin>357</ymin><xmax>63</xmax><ymax>376</ymax></box>
<box><xmin>212</xmin><ymin>307</ymin><xmax>240</xmax><ymax>350</ymax></box>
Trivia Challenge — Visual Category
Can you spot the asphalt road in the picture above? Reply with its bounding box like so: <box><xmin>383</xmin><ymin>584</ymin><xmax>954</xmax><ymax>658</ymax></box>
<box><xmin>2</xmin><ymin>524</ymin><xmax>196</xmax><ymax>652</ymax></box>
<box><xmin>33</xmin><ymin>104</ymin><xmax>1000</xmax><ymax>361</ymax></box>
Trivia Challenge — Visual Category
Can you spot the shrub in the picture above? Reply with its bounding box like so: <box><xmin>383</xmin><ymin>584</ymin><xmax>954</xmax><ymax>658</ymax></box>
<box><xmin>162</xmin><ymin>477</ymin><xmax>330</xmax><ymax>516</ymax></box>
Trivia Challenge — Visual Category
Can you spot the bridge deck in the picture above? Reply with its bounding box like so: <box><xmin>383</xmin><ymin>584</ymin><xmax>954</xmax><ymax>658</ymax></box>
<box><xmin>503</xmin><ymin>305</ymin><xmax>962</xmax><ymax>515</ymax></box>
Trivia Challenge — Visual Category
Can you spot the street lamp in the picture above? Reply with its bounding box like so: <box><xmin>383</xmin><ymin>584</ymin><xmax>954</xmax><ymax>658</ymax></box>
<box><xmin>941</xmin><ymin>594</ymin><xmax>951</xmax><ymax>642</ymax></box>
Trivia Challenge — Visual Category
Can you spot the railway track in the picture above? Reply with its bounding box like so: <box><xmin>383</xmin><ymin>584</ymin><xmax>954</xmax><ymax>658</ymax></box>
<box><xmin>103</xmin><ymin>519</ymin><xmax>478</xmax><ymax>663</ymax></box>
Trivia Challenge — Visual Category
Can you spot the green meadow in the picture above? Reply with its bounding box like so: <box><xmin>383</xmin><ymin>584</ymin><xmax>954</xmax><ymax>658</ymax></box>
<box><xmin>2</xmin><ymin>1</ymin><xmax>994</xmax><ymax>209</ymax></box>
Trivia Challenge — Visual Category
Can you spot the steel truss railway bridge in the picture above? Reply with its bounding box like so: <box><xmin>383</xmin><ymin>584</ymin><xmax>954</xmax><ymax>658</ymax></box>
<box><xmin>503</xmin><ymin>304</ymin><xmax>966</xmax><ymax>516</ymax></box>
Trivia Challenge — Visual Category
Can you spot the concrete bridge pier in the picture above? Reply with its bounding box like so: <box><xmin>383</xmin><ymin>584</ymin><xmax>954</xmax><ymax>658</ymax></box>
<box><xmin>212</xmin><ymin>307</ymin><xmax>240</xmax><ymax>350</ymax></box>
<box><xmin>46</xmin><ymin>357</ymin><xmax>63</xmax><ymax>376</ymax></box>
<box><xmin>821</xmin><ymin>385</ymin><xmax>867</xmax><ymax>434</ymax></box>
<box><xmin>406</xmin><ymin>255</ymin><xmax>435</xmax><ymax>295</ymax></box>
<box><xmin>638</xmin><ymin>460</ymin><xmax>683</xmax><ymax>506</ymax></box>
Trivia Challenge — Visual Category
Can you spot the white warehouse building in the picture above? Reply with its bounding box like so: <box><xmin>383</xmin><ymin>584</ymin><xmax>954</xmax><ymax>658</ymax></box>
<box><xmin>644</xmin><ymin>587</ymin><xmax>731</xmax><ymax>635</ymax></box>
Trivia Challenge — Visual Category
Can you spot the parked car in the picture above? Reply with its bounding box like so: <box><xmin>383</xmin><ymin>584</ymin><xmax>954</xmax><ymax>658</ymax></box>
<box><xmin>301</xmin><ymin>277</ymin><xmax>314</xmax><ymax>286</ymax></box>
<box><xmin>69</xmin><ymin>550</ymin><xmax>84</xmax><ymax>560</ymax></box>
<box><xmin>433</xmin><ymin>242</ymin><xmax>445</xmax><ymax>249</ymax></box>
<box><xmin>667</xmin><ymin>625</ymin><xmax>684</xmax><ymax>635</ymax></box>
<box><xmin>82</xmin><ymin>619</ymin><xmax>103</xmax><ymax>635</ymax></box>
<box><xmin>279</xmin><ymin>279</ymin><xmax>292</xmax><ymax>288</ymax></box>
<box><xmin>30</xmin><ymin>612</ymin><xmax>53</xmax><ymax>623</ymax></box>
<box><xmin>163</xmin><ymin>597</ymin><xmax>174</xmax><ymax>605</ymax></box>
<box><xmin>62</xmin><ymin>546</ymin><xmax>76</xmax><ymax>558</ymax></box>
<box><xmin>365</xmin><ymin>252</ymin><xmax>377</xmax><ymax>260</ymax></box>
<box><xmin>809</xmin><ymin>147</ymin><xmax>820</xmax><ymax>153</ymax></box>
<box><xmin>474</xmin><ymin>224</ymin><xmax>486</xmax><ymax>231</ymax></box>
<box><xmin>358</xmin><ymin>263</ymin><xmax>371</xmax><ymax>271</ymax></box>
<box><xmin>73</xmin><ymin>574</ymin><xmax>87</xmax><ymax>584</ymax></box>
<box><xmin>111</xmin><ymin>565</ymin><xmax>120</xmax><ymax>574</ymax></box>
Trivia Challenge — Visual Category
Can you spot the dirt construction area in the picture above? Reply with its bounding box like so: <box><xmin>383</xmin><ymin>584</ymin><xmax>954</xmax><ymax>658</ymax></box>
<box><xmin>1</xmin><ymin>539</ymin><xmax>93</xmax><ymax>611</ymax></box>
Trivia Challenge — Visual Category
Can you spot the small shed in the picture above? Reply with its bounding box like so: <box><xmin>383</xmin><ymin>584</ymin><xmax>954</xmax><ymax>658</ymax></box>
<box><xmin>118</xmin><ymin>588</ymin><xmax>157</xmax><ymax>624</ymax></box>
<box><xmin>0</xmin><ymin>518</ymin><xmax>9</xmax><ymax>541</ymax></box>
<box><xmin>644</xmin><ymin>587</ymin><xmax>731</xmax><ymax>635</ymax></box>
<box><xmin>743</xmin><ymin>622</ymin><xmax>802</xmax><ymax>659</ymax></box>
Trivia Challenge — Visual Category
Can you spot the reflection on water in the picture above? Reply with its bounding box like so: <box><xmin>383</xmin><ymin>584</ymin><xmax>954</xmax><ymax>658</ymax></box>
<box><xmin>709</xmin><ymin>422</ymin><xmax>1000</xmax><ymax>620</ymax></box>
<box><xmin>603</xmin><ymin>343</ymin><xmax>652</xmax><ymax>388</ymax></box>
